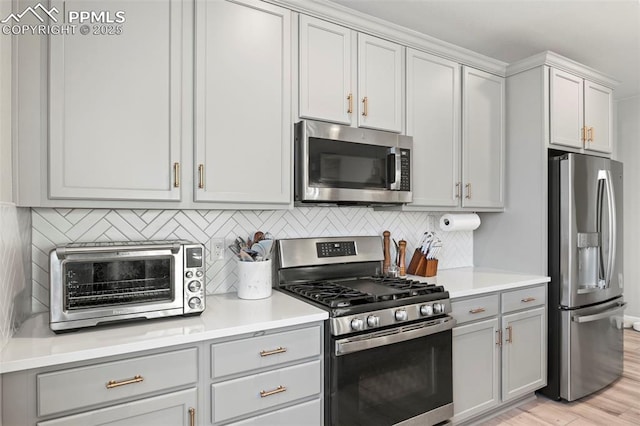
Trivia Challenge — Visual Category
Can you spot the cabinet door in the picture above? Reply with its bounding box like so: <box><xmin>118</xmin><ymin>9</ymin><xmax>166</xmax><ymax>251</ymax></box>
<box><xmin>195</xmin><ymin>0</ymin><xmax>291</xmax><ymax>204</ymax></box>
<box><xmin>501</xmin><ymin>307</ymin><xmax>547</xmax><ymax>402</ymax></box>
<box><xmin>406</xmin><ymin>49</ymin><xmax>460</xmax><ymax>208</ymax></box>
<box><xmin>38</xmin><ymin>388</ymin><xmax>197</xmax><ymax>426</ymax></box>
<box><xmin>584</xmin><ymin>80</ymin><xmax>613</xmax><ymax>153</ymax></box>
<box><xmin>452</xmin><ymin>318</ymin><xmax>500</xmax><ymax>423</ymax></box>
<box><xmin>357</xmin><ymin>34</ymin><xmax>403</xmax><ymax>133</ymax></box>
<box><xmin>461</xmin><ymin>67</ymin><xmax>504</xmax><ymax>209</ymax></box>
<box><xmin>299</xmin><ymin>15</ymin><xmax>353</xmax><ymax>125</ymax></box>
<box><xmin>550</xmin><ymin>68</ymin><xmax>584</xmax><ymax>149</ymax></box>
<box><xmin>49</xmin><ymin>0</ymin><xmax>183</xmax><ymax>201</ymax></box>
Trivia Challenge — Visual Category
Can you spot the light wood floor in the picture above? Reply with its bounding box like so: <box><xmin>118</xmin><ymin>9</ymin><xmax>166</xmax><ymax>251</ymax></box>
<box><xmin>482</xmin><ymin>329</ymin><xmax>640</xmax><ymax>425</ymax></box>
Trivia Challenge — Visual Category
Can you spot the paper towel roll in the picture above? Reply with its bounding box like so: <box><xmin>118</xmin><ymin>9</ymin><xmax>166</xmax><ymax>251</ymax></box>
<box><xmin>439</xmin><ymin>213</ymin><xmax>481</xmax><ymax>231</ymax></box>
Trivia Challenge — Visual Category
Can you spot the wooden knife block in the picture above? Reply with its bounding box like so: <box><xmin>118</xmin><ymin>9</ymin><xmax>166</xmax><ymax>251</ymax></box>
<box><xmin>406</xmin><ymin>249</ymin><xmax>438</xmax><ymax>277</ymax></box>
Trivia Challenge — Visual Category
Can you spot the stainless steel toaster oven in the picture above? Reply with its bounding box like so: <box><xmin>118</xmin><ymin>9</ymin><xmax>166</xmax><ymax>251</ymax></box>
<box><xmin>49</xmin><ymin>241</ymin><xmax>206</xmax><ymax>332</ymax></box>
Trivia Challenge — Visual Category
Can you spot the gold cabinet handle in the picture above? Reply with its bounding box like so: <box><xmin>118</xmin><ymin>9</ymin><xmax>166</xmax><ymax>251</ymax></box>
<box><xmin>189</xmin><ymin>407</ymin><xmax>196</xmax><ymax>426</ymax></box>
<box><xmin>362</xmin><ymin>96</ymin><xmax>368</xmax><ymax>116</ymax></box>
<box><xmin>260</xmin><ymin>385</ymin><xmax>287</xmax><ymax>398</ymax></box>
<box><xmin>496</xmin><ymin>329</ymin><xmax>502</xmax><ymax>346</ymax></box>
<box><xmin>521</xmin><ymin>297</ymin><xmax>536</xmax><ymax>303</ymax></box>
<box><xmin>582</xmin><ymin>126</ymin><xmax>587</xmax><ymax>142</ymax></box>
<box><xmin>588</xmin><ymin>127</ymin><xmax>594</xmax><ymax>142</ymax></box>
<box><xmin>455</xmin><ymin>182</ymin><xmax>461</xmax><ymax>199</ymax></box>
<box><xmin>173</xmin><ymin>162</ymin><xmax>180</xmax><ymax>188</ymax></box>
<box><xmin>198</xmin><ymin>164</ymin><xmax>204</xmax><ymax>189</ymax></box>
<box><xmin>469</xmin><ymin>308</ymin><xmax>486</xmax><ymax>314</ymax></box>
<box><xmin>106</xmin><ymin>375</ymin><xmax>144</xmax><ymax>389</ymax></box>
<box><xmin>260</xmin><ymin>347</ymin><xmax>287</xmax><ymax>357</ymax></box>
<box><xmin>506</xmin><ymin>325</ymin><xmax>513</xmax><ymax>343</ymax></box>
<box><xmin>347</xmin><ymin>93</ymin><xmax>353</xmax><ymax>114</ymax></box>
<box><xmin>465</xmin><ymin>183</ymin><xmax>471</xmax><ymax>199</ymax></box>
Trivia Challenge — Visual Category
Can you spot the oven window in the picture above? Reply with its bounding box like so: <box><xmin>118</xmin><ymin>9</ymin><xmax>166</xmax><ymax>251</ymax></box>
<box><xmin>331</xmin><ymin>329</ymin><xmax>452</xmax><ymax>426</ymax></box>
<box><xmin>63</xmin><ymin>257</ymin><xmax>174</xmax><ymax>310</ymax></box>
<box><xmin>309</xmin><ymin>137</ymin><xmax>389</xmax><ymax>189</ymax></box>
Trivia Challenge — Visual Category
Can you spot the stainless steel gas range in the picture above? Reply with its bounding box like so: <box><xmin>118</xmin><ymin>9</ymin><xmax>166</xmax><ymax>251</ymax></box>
<box><xmin>274</xmin><ymin>236</ymin><xmax>455</xmax><ymax>426</ymax></box>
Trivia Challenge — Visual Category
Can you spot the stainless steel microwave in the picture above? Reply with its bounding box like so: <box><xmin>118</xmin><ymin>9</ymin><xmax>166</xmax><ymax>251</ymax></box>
<box><xmin>49</xmin><ymin>241</ymin><xmax>206</xmax><ymax>332</ymax></box>
<box><xmin>294</xmin><ymin>120</ymin><xmax>413</xmax><ymax>205</ymax></box>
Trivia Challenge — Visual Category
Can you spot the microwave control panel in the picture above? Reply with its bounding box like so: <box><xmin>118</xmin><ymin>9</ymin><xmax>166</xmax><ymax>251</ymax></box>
<box><xmin>399</xmin><ymin>149</ymin><xmax>410</xmax><ymax>191</ymax></box>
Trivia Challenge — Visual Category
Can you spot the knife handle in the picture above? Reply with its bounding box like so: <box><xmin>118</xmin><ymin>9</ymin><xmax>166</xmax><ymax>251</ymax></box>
<box><xmin>398</xmin><ymin>240</ymin><xmax>407</xmax><ymax>277</ymax></box>
<box><xmin>383</xmin><ymin>231</ymin><xmax>391</xmax><ymax>275</ymax></box>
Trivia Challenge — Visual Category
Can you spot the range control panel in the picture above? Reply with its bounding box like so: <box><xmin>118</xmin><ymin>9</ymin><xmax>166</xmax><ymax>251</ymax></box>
<box><xmin>316</xmin><ymin>241</ymin><xmax>357</xmax><ymax>258</ymax></box>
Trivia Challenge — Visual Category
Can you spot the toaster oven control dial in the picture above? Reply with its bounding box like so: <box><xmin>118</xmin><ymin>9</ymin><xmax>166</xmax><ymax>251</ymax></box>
<box><xmin>366</xmin><ymin>315</ymin><xmax>380</xmax><ymax>328</ymax></box>
<box><xmin>185</xmin><ymin>271</ymin><xmax>194</xmax><ymax>278</ymax></box>
<box><xmin>196</xmin><ymin>270</ymin><xmax>204</xmax><ymax>278</ymax></box>
<box><xmin>188</xmin><ymin>280</ymin><xmax>202</xmax><ymax>292</ymax></box>
<box><xmin>188</xmin><ymin>297</ymin><xmax>202</xmax><ymax>309</ymax></box>
<box><xmin>394</xmin><ymin>309</ymin><xmax>408</xmax><ymax>321</ymax></box>
<box><xmin>350</xmin><ymin>318</ymin><xmax>364</xmax><ymax>331</ymax></box>
<box><xmin>420</xmin><ymin>305</ymin><xmax>434</xmax><ymax>316</ymax></box>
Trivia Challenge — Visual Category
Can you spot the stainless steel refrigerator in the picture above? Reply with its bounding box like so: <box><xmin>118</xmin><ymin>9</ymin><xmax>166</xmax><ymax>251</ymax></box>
<box><xmin>542</xmin><ymin>152</ymin><xmax>625</xmax><ymax>401</ymax></box>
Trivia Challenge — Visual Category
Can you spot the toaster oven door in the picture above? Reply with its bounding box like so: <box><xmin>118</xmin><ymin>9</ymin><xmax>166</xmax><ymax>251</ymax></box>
<box><xmin>50</xmin><ymin>249</ymin><xmax>184</xmax><ymax>329</ymax></box>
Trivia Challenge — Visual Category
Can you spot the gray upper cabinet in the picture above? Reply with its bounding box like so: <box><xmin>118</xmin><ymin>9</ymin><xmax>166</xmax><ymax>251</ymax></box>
<box><xmin>49</xmin><ymin>0</ymin><xmax>184</xmax><ymax>201</ymax></box>
<box><xmin>405</xmin><ymin>48</ymin><xmax>460</xmax><ymax>209</ymax></box>
<box><xmin>462</xmin><ymin>66</ymin><xmax>505</xmax><ymax>209</ymax></box>
<box><xmin>298</xmin><ymin>16</ymin><xmax>354</xmax><ymax>125</ymax></box>
<box><xmin>194</xmin><ymin>0</ymin><xmax>291</xmax><ymax>205</ymax></box>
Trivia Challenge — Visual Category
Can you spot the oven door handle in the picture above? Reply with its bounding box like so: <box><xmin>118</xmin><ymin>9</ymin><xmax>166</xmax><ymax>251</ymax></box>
<box><xmin>335</xmin><ymin>316</ymin><xmax>456</xmax><ymax>356</ymax></box>
<box><xmin>56</xmin><ymin>242</ymin><xmax>182</xmax><ymax>258</ymax></box>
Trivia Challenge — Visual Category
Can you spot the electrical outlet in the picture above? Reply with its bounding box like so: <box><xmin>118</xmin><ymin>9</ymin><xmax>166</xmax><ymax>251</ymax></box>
<box><xmin>211</xmin><ymin>238</ymin><xmax>225</xmax><ymax>261</ymax></box>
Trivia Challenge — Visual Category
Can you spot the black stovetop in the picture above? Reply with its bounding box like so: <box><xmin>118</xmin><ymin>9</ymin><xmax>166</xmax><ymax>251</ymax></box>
<box><xmin>281</xmin><ymin>276</ymin><xmax>446</xmax><ymax>311</ymax></box>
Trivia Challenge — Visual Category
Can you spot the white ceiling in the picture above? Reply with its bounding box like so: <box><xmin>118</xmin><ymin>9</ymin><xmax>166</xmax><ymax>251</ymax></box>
<box><xmin>330</xmin><ymin>0</ymin><xmax>640</xmax><ymax>100</ymax></box>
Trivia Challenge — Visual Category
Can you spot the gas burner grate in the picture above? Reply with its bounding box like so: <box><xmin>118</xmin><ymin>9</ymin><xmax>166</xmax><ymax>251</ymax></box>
<box><xmin>285</xmin><ymin>281</ymin><xmax>375</xmax><ymax>308</ymax></box>
<box><xmin>371</xmin><ymin>276</ymin><xmax>446</xmax><ymax>296</ymax></box>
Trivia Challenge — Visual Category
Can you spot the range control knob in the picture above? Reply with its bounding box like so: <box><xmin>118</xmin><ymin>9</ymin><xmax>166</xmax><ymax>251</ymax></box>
<box><xmin>433</xmin><ymin>303</ymin><xmax>445</xmax><ymax>314</ymax></box>
<box><xmin>188</xmin><ymin>280</ymin><xmax>202</xmax><ymax>292</ymax></box>
<box><xmin>351</xmin><ymin>318</ymin><xmax>364</xmax><ymax>331</ymax></box>
<box><xmin>420</xmin><ymin>304</ymin><xmax>434</xmax><ymax>316</ymax></box>
<box><xmin>366</xmin><ymin>315</ymin><xmax>380</xmax><ymax>328</ymax></box>
<box><xmin>395</xmin><ymin>309</ymin><xmax>408</xmax><ymax>321</ymax></box>
<box><xmin>185</xmin><ymin>271</ymin><xmax>194</xmax><ymax>278</ymax></box>
<box><xmin>188</xmin><ymin>297</ymin><xmax>202</xmax><ymax>309</ymax></box>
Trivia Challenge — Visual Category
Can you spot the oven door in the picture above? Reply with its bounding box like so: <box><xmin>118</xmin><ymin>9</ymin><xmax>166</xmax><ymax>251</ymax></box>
<box><xmin>331</xmin><ymin>316</ymin><xmax>455</xmax><ymax>426</ymax></box>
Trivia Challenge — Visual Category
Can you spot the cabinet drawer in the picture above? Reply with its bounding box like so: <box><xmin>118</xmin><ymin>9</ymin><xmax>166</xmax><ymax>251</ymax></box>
<box><xmin>451</xmin><ymin>294</ymin><xmax>499</xmax><ymax>325</ymax></box>
<box><xmin>228</xmin><ymin>398</ymin><xmax>322</xmax><ymax>426</ymax></box>
<box><xmin>211</xmin><ymin>326</ymin><xmax>321</xmax><ymax>379</ymax></box>
<box><xmin>501</xmin><ymin>285</ymin><xmax>546</xmax><ymax>313</ymax></box>
<box><xmin>37</xmin><ymin>347</ymin><xmax>198</xmax><ymax>417</ymax></box>
<box><xmin>211</xmin><ymin>360</ymin><xmax>321</xmax><ymax>423</ymax></box>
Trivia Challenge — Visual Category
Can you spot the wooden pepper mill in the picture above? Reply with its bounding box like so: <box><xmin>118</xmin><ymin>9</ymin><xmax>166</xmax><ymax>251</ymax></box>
<box><xmin>382</xmin><ymin>230</ymin><xmax>391</xmax><ymax>274</ymax></box>
<box><xmin>398</xmin><ymin>240</ymin><xmax>407</xmax><ymax>277</ymax></box>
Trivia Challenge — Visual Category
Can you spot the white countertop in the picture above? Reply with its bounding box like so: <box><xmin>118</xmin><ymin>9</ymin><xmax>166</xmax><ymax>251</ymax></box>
<box><xmin>409</xmin><ymin>267</ymin><xmax>550</xmax><ymax>298</ymax></box>
<box><xmin>0</xmin><ymin>291</ymin><xmax>328</xmax><ymax>374</ymax></box>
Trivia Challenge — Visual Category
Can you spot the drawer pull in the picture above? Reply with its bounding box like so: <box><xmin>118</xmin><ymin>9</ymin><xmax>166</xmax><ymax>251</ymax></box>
<box><xmin>506</xmin><ymin>326</ymin><xmax>513</xmax><ymax>343</ymax></box>
<box><xmin>521</xmin><ymin>297</ymin><xmax>536</xmax><ymax>303</ymax></box>
<box><xmin>469</xmin><ymin>308</ymin><xmax>486</xmax><ymax>314</ymax></box>
<box><xmin>260</xmin><ymin>385</ymin><xmax>287</xmax><ymax>398</ymax></box>
<box><xmin>496</xmin><ymin>329</ymin><xmax>502</xmax><ymax>346</ymax></box>
<box><xmin>189</xmin><ymin>407</ymin><xmax>196</xmax><ymax>426</ymax></box>
<box><xmin>106</xmin><ymin>374</ymin><xmax>144</xmax><ymax>389</ymax></box>
<box><xmin>260</xmin><ymin>347</ymin><xmax>287</xmax><ymax>357</ymax></box>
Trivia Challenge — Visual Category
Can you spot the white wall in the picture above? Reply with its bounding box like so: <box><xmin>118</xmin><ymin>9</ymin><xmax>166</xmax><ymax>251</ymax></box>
<box><xmin>617</xmin><ymin>96</ymin><xmax>640</xmax><ymax>318</ymax></box>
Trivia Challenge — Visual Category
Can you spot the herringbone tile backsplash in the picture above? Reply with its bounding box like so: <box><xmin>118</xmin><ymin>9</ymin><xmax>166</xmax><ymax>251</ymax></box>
<box><xmin>31</xmin><ymin>208</ymin><xmax>473</xmax><ymax>312</ymax></box>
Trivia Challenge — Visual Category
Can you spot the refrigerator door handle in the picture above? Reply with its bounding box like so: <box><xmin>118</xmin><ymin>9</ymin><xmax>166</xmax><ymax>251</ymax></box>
<box><xmin>571</xmin><ymin>302</ymin><xmax>626</xmax><ymax>323</ymax></box>
<box><xmin>597</xmin><ymin>169</ymin><xmax>617</xmax><ymax>287</ymax></box>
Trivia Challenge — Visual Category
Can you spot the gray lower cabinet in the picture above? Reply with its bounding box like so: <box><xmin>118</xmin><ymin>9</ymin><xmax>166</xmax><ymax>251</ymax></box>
<box><xmin>451</xmin><ymin>284</ymin><xmax>547</xmax><ymax>424</ymax></box>
<box><xmin>207</xmin><ymin>324</ymin><xmax>324</xmax><ymax>425</ymax></box>
<box><xmin>2</xmin><ymin>345</ymin><xmax>200</xmax><ymax>426</ymax></box>
<box><xmin>37</xmin><ymin>388</ymin><xmax>197</xmax><ymax>426</ymax></box>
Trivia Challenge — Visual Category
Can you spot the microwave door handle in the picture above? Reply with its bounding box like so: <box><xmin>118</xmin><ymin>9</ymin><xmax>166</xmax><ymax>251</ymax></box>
<box><xmin>387</xmin><ymin>148</ymin><xmax>401</xmax><ymax>190</ymax></box>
